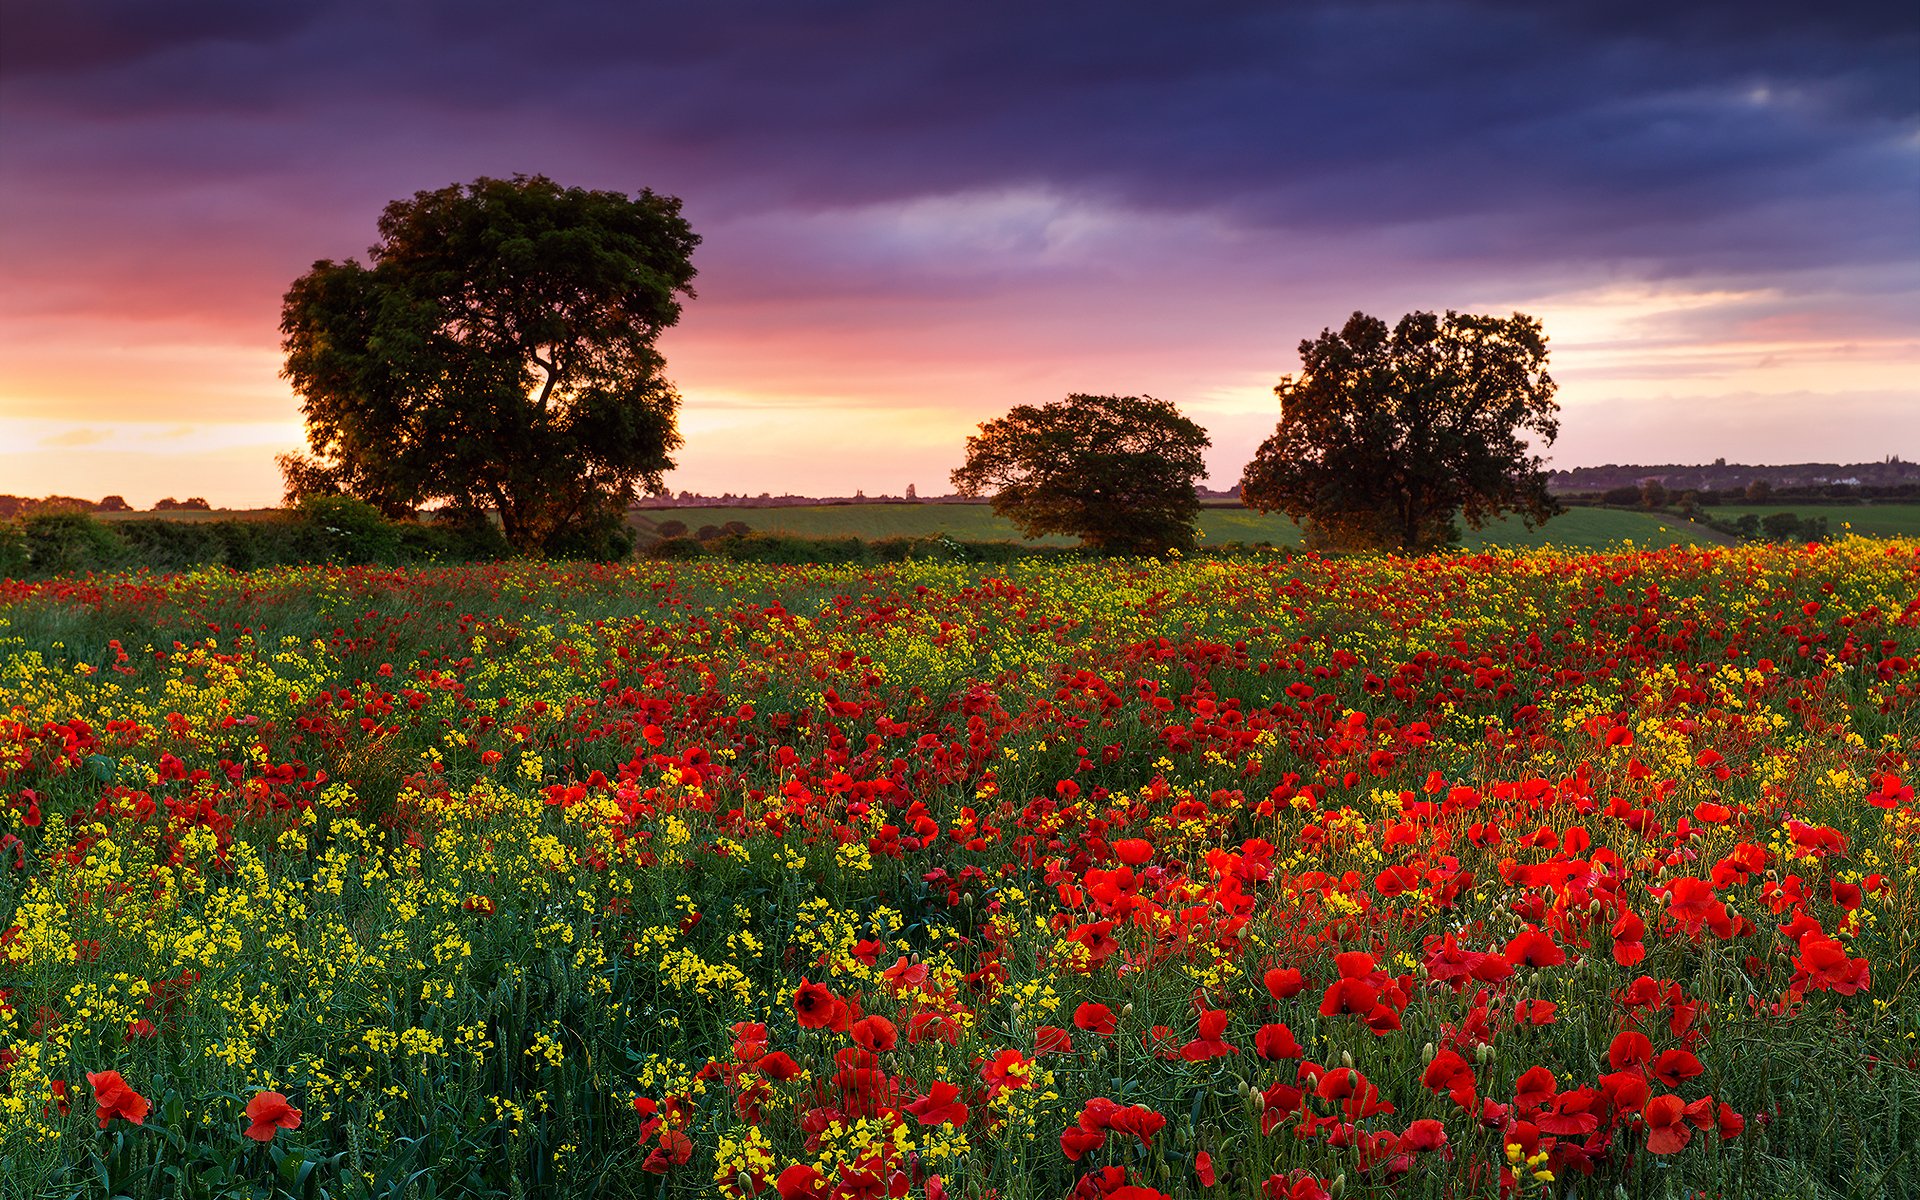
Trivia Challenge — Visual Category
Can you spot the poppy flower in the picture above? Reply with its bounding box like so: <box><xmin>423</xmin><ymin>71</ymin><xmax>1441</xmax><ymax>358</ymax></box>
<box><xmin>1421</xmin><ymin>1049</ymin><xmax>1477</xmax><ymax>1109</ymax></box>
<box><xmin>1073</xmin><ymin>1002</ymin><xmax>1116</xmax><ymax>1036</ymax></box>
<box><xmin>1643</xmin><ymin>1094</ymin><xmax>1691</xmax><ymax>1154</ymax></box>
<box><xmin>1503</xmin><ymin>926</ymin><xmax>1565</xmax><ymax>969</ymax></box>
<box><xmin>775</xmin><ymin>1163</ymin><xmax>826</xmax><ymax>1200</ymax></box>
<box><xmin>641</xmin><ymin>1127</ymin><xmax>692</xmax><ymax>1172</ymax></box>
<box><xmin>1034</xmin><ymin>1025</ymin><xmax>1072</xmax><ymax>1055</ymax></box>
<box><xmin>1181</xmin><ymin>1009</ymin><xmax>1237</xmax><ymax>1061</ymax></box>
<box><xmin>243</xmin><ymin>1090</ymin><xmax>302</xmax><ymax>1142</ymax></box>
<box><xmin>1254</xmin><ymin>1022</ymin><xmax>1303</xmax><ymax>1060</ymax></box>
<box><xmin>792</xmin><ymin>979</ymin><xmax>851</xmax><ymax>1031</ymax></box>
<box><xmin>85</xmin><ymin>1071</ymin><xmax>149</xmax><ymax>1129</ymax></box>
<box><xmin>1264</xmin><ymin>967</ymin><xmax>1307</xmax><ymax>998</ymax></box>
<box><xmin>1060</xmin><ymin>1123</ymin><xmax>1107</xmax><ymax>1161</ymax></box>
<box><xmin>1398</xmin><ymin>1118</ymin><xmax>1448</xmax><ymax>1153</ymax></box>
<box><xmin>1196</xmin><ymin>1150</ymin><xmax>1216</xmax><ymax>1185</ymax></box>
<box><xmin>1652</xmin><ymin>1048</ymin><xmax>1704</xmax><ymax>1087</ymax></box>
<box><xmin>756</xmin><ymin>1051</ymin><xmax>803</xmax><ymax>1081</ymax></box>
<box><xmin>850</xmin><ymin>1015</ymin><xmax>897</xmax><ymax>1053</ymax></box>
<box><xmin>906</xmin><ymin>1080</ymin><xmax>968</xmax><ymax>1127</ymax></box>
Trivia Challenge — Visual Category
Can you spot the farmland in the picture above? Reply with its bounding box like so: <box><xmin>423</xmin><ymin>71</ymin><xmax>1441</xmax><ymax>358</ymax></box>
<box><xmin>2</xmin><ymin>543</ymin><xmax>1918</xmax><ymax>1199</ymax></box>
<box><xmin>631</xmin><ymin>503</ymin><xmax>1719</xmax><ymax>551</ymax></box>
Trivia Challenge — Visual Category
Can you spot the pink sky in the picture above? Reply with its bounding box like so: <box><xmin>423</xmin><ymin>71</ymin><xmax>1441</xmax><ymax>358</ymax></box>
<box><xmin>3</xmin><ymin>4</ymin><xmax>1916</xmax><ymax>506</ymax></box>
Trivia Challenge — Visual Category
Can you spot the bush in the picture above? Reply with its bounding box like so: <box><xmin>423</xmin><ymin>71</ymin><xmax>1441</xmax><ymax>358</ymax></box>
<box><xmin>290</xmin><ymin>496</ymin><xmax>402</xmax><ymax>564</ymax></box>
<box><xmin>648</xmin><ymin>536</ymin><xmax>707</xmax><ymax>560</ymax></box>
<box><xmin>112</xmin><ymin>519</ymin><xmax>227</xmax><ymax>571</ymax></box>
<box><xmin>428</xmin><ymin>508</ymin><xmax>514</xmax><ymax>562</ymax></box>
<box><xmin>544</xmin><ymin>510</ymin><xmax>637</xmax><ymax>562</ymax></box>
<box><xmin>210</xmin><ymin>519</ymin><xmax>302</xmax><ymax>570</ymax></box>
<box><xmin>21</xmin><ymin>511</ymin><xmax>126</xmax><ymax>574</ymax></box>
<box><xmin>0</xmin><ymin>523</ymin><xmax>27</xmax><ymax>577</ymax></box>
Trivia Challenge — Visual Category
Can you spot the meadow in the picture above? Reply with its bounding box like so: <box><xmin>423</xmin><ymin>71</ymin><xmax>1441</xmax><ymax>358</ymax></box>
<box><xmin>2</xmin><ymin>542</ymin><xmax>1917</xmax><ymax>1199</ymax></box>
<box><xmin>627</xmin><ymin>504</ymin><xmax>1718</xmax><ymax>551</ymax></box>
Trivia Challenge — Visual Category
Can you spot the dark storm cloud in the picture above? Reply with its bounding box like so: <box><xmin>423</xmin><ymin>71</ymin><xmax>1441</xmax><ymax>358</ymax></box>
<box><xmin>4</xmin><ymin>0</ymin><xmax>1912</xmax><ymax>283</ymax></box>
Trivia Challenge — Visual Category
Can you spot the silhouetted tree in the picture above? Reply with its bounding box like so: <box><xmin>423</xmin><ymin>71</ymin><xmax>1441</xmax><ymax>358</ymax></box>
<box><xmin>279</xmin><ymin>174</ymin><xmax>698</xmax><ymax>556</ymax></box>
<box><xmin>951</xmin><ymin>394</ymin><xmax>1211</xmax><ymax>555</ymax></box>
<box><xmin>1239</xmin><ymin>310</ymin><xmax>1560</xmax><ymax>552</ymax></box>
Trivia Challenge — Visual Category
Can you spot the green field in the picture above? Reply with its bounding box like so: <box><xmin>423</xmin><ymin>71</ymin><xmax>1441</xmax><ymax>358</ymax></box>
<box><xmin>631</xmin><ymin>501</ymin><xmax>1721</xmax><ymax>551</ymax></box>
<box><xmin>1708</xmin><ymin>502</ymin><xmax>1920</xmax><ymax>537</ymax></box>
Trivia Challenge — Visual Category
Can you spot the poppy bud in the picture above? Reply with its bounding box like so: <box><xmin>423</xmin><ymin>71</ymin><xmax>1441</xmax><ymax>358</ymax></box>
<box><xmin>1121</xmin><ymin>1003</ymin><xmax>1134</xmax><ymax>1019</ymax></box>
<box><xmin>1341</xmin><ymin>1049</ymin><xmax>1354</xmax><ymax>1069</ymax></box>
<box><xmin>1253</xmin><ymin>1091</ymin><xmax>1267</xmax><ymax>1112</ymax></box>
<box><xmin>1423</xmin><ymin>1042</ymin><xmax>1435</xmax><ymax>1063</ymax></box>
<box><xmin>1330</xmin><ymin>1173</ymin><xmax>1347</xmax><ymax>1199</ymax></box>
<box><xmin>1236</xmin><ymin>1079</ymin><xmax>1251</xmax><ymax>1100</ymax></box>
<box><xmin>1476</xmin><ymin>1043</ymin><xmax>1495</xmax><ymax>1065</ymax></box>
<box><xmin>737</xmin><ymin>1172</ymin><xmax>754</xmax><ymax>1193</ymax></box>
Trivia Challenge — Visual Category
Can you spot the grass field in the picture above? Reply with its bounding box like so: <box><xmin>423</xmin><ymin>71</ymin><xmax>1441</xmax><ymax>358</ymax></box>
<box><xmin>631</xmin><ymin>502</ymin><xmax>1720</xmax><ymax>550</ymax></box>
<box><xmin>1707</xmin><ymin>502</ymin><xmax>1920</xmax><ymax>537</ymax></box>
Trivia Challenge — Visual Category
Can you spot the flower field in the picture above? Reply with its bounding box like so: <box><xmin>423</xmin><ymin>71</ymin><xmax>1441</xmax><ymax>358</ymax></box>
<box><xmin>2</xmin><ymin>543</ymin><xmax>1918</xmax><ymax>1199</ymax></box>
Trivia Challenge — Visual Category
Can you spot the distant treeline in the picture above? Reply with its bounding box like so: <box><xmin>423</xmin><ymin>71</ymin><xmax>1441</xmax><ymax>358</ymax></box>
<box><xmin>1</xmin><ymin>502</ymin><xmax>1300</xmax><ymax>578</ymax></box>
<box><xmin>0</xmin><ymin>499</ymin><xmax>516</xmax><ymax>578</ymax></box>
<box><xmin>1563</xmin><ymin>481</ymin><xmax>1920</xmax><ymax>506</ymax></box>
<box><xmin>1550</xmin><ymin>458</ymin><xmax>1917</xmax><ymax>496</ymax></box>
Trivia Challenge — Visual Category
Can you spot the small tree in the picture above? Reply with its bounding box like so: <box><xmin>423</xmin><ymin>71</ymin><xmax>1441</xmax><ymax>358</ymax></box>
<box><xmin>1239</xmin><ymin>310</ymin><xmax>1561</xmax><ymax>553</ymax></box>
<box><xmin>950</xmin><ymin>393</ymin><xmax>1211</xmax><ymax>555</ymax></box>
<box><xmin>280</xmin><ymin>174</ymin><xmax>699</xmax><ymax>556</ymax></box>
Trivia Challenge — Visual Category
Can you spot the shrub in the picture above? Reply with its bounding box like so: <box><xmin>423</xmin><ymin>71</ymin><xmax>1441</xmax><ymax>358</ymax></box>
<box><xmin>21</xmin><ymin>511</ymin><xmax>126</xmax><ymax>575</ymax></box>
<box><xmin>290</xmin><ymin>496</ymin><xmax>403</xmax><ymax>564</ymax></box>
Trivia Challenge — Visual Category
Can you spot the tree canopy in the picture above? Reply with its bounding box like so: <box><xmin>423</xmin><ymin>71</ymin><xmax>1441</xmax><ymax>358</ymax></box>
<box><xmin>950</xmin><ymin>394</ymin><xmax>1212</xmax><ymax>555</ymax></box>
<box><xmin>279</xmin><ymin>174</ymin><xmax>699</xmax><ymax>557</ymax></box>
<box><xmin>1239</xmin><ymin>310</ymin><xmax>1561</xmax><ymax>552</ymax></box>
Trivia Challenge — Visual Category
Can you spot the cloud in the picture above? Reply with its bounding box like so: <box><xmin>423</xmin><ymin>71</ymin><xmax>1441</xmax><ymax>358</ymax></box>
<box><xmin>0</xmin><ymin>0</ymin><xmax>1913</xmax><ymax>500</ymax></box>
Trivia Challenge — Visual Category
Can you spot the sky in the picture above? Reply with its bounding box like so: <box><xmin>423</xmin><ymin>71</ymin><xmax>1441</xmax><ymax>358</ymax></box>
<box><xmin>1</xmin><ymin>0</ymin><xmax>1916</xmax><ymax>507</ymax></box>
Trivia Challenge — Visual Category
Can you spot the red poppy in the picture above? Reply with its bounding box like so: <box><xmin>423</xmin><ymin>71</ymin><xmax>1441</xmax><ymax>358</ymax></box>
<box><xmin>85</xmin><ymin>1071</ymin><xmax>149</xmax><ymax>1129</ymax></box>
<box><xmin>775</xmin><ymin>1163</ymin><xmax>826</xmax><ymax>1200</ymax></box>
<box><xmin>1073</xmin><ymin>1002</ymin><xmax>1116</xmax><ymax>1036</ymax></box>
<box><xmin>1034</xmin><ymin>1025</ymin><xmax>1072</xmax><ymax>1055</ymax></box>
<box><xmin>792</xmin><ymin>978</ymin><xmax>851</xmax><ymax>1031</ymax></box>
<box><xmin>905</xmin><ymin>1080</ymin><xmax>968</xmax><ymax>1127</ymax></box>
<box><xmin>1652</xmin><ymin>1048</ymin><xmax>1704</xmax><ymax>1087</ymax></box>
<box><xmin>1254</xmin><ymin>1021</ymin><xmax>1303</xmax><ymax>1060</ymax></box>
<box><xmin>850</xmin><ymin>1015</ymin><xmax>897</xmax><ymax>1053</ymax></box>
<box><xmin>1181</xmin><ymin>1009</ymin><xmax>1237</xmax><ymax>1061</ymax></box>
<box><xmin>1264</xmin><ymin>967</ymin><xmax>1307</xmax><ymax>999</ymax></box>
<box><xmin>243</xmin><ymin>1091</ymin><xmax>302</xmax><ymax>1142</ymax></box>
<box><xmin>1196</xmin><ymin>1150</ymin><xmax>1216</xmax><ymax>1185</ymax></box>
<box><xmin>1060</xmin><ymin>1123</ymin><xmax>1107</xmax><ymax>1160</ymax></box>
<box><xmin>1643</xmin><ymin>1094</ymin><xmax>1691</xmax><ymax>1154</ymax></box>
<box><xmin>1421</xmin><ymin>1049</ymin><xmax>1477</xmax><ymax>1109</ymax></box>
<box><xmin>1503</xmin><ymin>925</ymin><xmax>1565</xmax><ymax>969</ymax></box>
<box><xmin>756</xmin><ymin>1051</ymin><xmax>803</xmax><ymax>1081</ymax></box>
<box><xmin>642</xmin><ymin>1127</ymin><xmax>692</xmax><ymax>1172</ymax></box>
<box><xmin>1398</xmin><ymin>1118</ymin><xmax>1447</xmax><ymax>1153</ymax></box>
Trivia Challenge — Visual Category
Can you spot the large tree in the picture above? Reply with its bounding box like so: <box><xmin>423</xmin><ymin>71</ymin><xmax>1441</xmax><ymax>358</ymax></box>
<box><xmin>279</xmin><ymin>174</ymin><xmax>699</xmax><ymax>556</ymax></box>
<box><xmin>1239</xmin><ymin>310</ymin><xmax>1561</xmax><ymax>552</ymax></box>
<box><xmin>951</xmin><ymin>394</ymin><xmax>1212</xmax><ymax>555</ymax></box>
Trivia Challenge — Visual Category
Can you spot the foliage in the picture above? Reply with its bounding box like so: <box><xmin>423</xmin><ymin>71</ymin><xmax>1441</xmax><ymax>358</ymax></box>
<box><xmin>19</xmin><ymin>510</ymin><xmax>127</xmax><ymax>575</ymax></box>
<box><xmin>1240</xmin><ymin>311</ymin><xmax>1562</xmax><ymax>552</ymax></box>
<box><xmin>2</xmin><ymin>545</ymin><xmax>1917</xmax><ymax>1198</ymax></box>
<box><xmin>279</xmin><ymin>174</ymin><xmax>699</xmax><ymax>557</ymax></box>
<box><xmin>951</xmin><ymin>394</ymin><xmax>1212</xmax><ymax>555</ymax></box>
